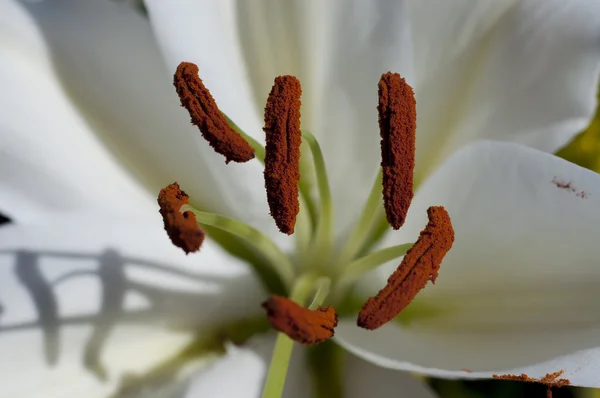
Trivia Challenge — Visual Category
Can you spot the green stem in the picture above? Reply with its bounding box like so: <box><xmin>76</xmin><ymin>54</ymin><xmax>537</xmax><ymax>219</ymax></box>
<box><xmin>357</xmin><ymin>171</ymin><xmax>426</xmax><ymax>257</ymax></box>
<box><xmin>308</xmin><ymin>277</ymin><xmax>331</xmax><ymax>310</ymax></box>
<box><xmin>183</xmin><ymin>206</ymin><xmax>295</xmax><ymax>287</ymax></box>
<box><xmin>299</xmin><ymin>177</ymin><xmax>318</xmax><ymax>230</ymax></box>
<box><xmin>302</xmin><ymin>130</ymin><xmax>334</xmax><ymax>261</ymax></box>
<box><xmin>294</xmin><ymin>196</ymin><xmax>312</xmax><ymax>264</ymax></box>
<box><xmin>261</xmin><ymin>334</ymin><xmax>295</xmax><ymax>398</ymax></box>
<box><xmin>224</xmin><ymin>113</ymin><xmax>265</xmax><ymax>162</ymax></box>
<box><xmin>337</xmin><ymin>169</ymin><xmax>382</xmax><ymax>266</ymax></box>
<box><xmin>357</xmin><ymin>209</ymin><xmax>390</xmax><ymax>257</ymax></box>
<box><xmin>340</xmin><ymin>243</ymin><xmax>413</xmax><ymax>286</ymax></box>
<box><xmin>261</xmin><ymin>274</ymin><xmax>316</xmax><ymax>398</ymax></box>
<box><xmin>308</xmin><ymin>341</ymin><xmax>345</xmax><ymax>398</ymax></box>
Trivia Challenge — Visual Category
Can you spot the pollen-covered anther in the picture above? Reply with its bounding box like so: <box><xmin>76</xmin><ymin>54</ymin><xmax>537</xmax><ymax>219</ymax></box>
<box><xmin>173</xmin><ymin>62</ymin><xmax>255</xmax><ymax>163</ymax></box>
<box><xmin>378</xmin><ymin>72</ymin><xmax>416</xmax><ymax>230</ymax></box>
<box><xmin>263</xmin><ymin>75</ymin><xmax>302</xmax><ymax>235</ymax></box>
<box><xmin>357</xmin><ymin>206</ymin><xmax>454</xmax><ymax>330</ymax></box>
<box><xmin>157</xmin><ymin>182</ymin><xmax>205</xmax><ymax>254</ymax></box>
<box><xmin>262</xmin><ymin>296</ymin><xmax>338</xmax><ymax>345</ymax></box>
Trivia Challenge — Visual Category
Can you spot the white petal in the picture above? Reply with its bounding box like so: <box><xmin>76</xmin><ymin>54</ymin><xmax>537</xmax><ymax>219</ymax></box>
<box><xmin>182</xmin><ymin>343</ymin><xmax>268</xmax><ymax>398</ymax></box>
<box><xmin>232</xmin><ymin>0</ymin><xmax>414</xmax><ymax>226</ymax></box>
<box><xmin>19</xmin><ymin>0</ymin><xmax>274</xmax><ymax>233</ymax></box>
<box><xmin>144</xmin><ymin>0</ymin><xmax>415</xmax><ymax>235</ymax></box>
<box><xmin>143</xmin><ymin>0</ymin><xmax>263</xmax><ymax>142</ymax></box>
<box><xmin>337</xmin><ymin>141</ymin><xmax>600</xmax><ymax>387</ymax></box>
<box><xmin>182</xmin><ymin>334</ymin><xmax>312</xmax><ymax>398</ymax></box>
<box><xmin>309</xmin><ymin>0</ymin><xmax>414</xmax><ymax>234</ymax></box>
<box><xmin>409</xmin><ymin>0</ymin><xmax>600</xmax><ymax>180</ymax></box>
<box><xmin>184</xmin><ymin>335</ymin><xmax>436</xmax><ymax>397</ymax></box>
<box><xmin>338</xmin><ymin>323</ymin><xmax>600</xmax><ymax>388</ymax></box>
<box><xmin>144</xmin><ymin>0</ymin><xmax>273</xmax><ymax>230</ymax></box>
<box><xmin>0</xmin><ymin>0</ymin><xmax>155</xmax><ymax>222</ymax></box>
<box><xmin>0</xmin><ymin>216</ymin><xmax>265</xmax><ymax>397</ymax></box>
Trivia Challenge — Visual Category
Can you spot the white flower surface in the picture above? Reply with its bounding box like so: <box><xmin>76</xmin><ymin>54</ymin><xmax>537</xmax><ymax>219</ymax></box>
<box><xmin>1</xmin><ymin>0</ymin><xmax>600</xmax><ymax>397</ymax></box>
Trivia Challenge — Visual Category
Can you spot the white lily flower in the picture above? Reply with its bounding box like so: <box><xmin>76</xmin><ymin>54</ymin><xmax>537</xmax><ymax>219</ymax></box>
<box><xmin>1</xmin><ymin>0</ymin><xmax>600</xmax><ymax>397</ymax></box>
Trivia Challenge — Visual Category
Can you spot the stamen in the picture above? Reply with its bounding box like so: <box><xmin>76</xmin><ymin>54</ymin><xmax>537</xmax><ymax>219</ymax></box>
<box><xmin>173</xmin><ymin>62</ymin><xmax>255</xmax><ymax>163</ymax></box>
<box><xmin>378</xmin><ymin>72</ymin><xmax>416</xmax><ymax>230</ymax></box>
<box><xmin>181</xmin><ymin>205</ymin><xmax>295</xmax><ymax>287</ymax></box>
<box><xmin>157</xmin><ymin>183</ymin><xmax>205</xmax><ymax>254</ymax></box>
<box><xmin>262</xmin><ymin>296</ymin><xmax>338</xmax><ymax>345</ymax></box>
<box><xmin>263</xmin><ymin>76</ymin><xmax>303</xmax><ymax>235</ymax></box>
<box><xmin>357</xmin><ymin>206</ymin><xmax>454</xmax><ymax>330</ymax></box>
<box><xmin>302</xmin><ymin>130</ymin><xmax>334</xmax><ymax>260</ymax></box>
<box><xmin>342</xmin><ymin>243</ymin><xmax>414</xmax><ymax>284</ymax></box>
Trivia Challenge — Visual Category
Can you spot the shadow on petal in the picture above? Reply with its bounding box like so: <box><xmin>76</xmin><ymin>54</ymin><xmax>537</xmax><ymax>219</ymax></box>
<box><xmin>0</xmin><ymin>247</ymin><xmax>261</xmax><ymax>396</ymax></box>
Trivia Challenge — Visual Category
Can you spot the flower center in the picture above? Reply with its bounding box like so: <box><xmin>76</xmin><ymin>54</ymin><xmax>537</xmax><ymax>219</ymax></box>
<box><xmin>157</xmin><ymin>62</ymin><xmax>455</xmax><ymax>398</ymax></box>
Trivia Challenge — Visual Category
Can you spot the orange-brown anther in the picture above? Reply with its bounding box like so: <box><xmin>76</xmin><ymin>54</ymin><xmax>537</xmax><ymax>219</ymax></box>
<box><xmin>378</xmin><ymin>72</ymin><xmax>416</xmax><ymax>230</ymax></box>
<box><xmin>493</xmin><ymin>371</ymin><xmax>570</xmax><ymax>398</ymax></box>
<box><xmin>357</xmin><ymin>206</ymin><xmax>454</xmax><ymax>330</ymax></box>
<box><xmin>263</xmin><ymin>76</ymin><xmax>302</xmax><ymax>235</ymax></box>
<box><xmin>174</xmin><ymin>62</ymin><xmax>255</xmax><ymax>163</ymax></box>
<box><xmin>157</xmin><ymin>183</ymin><xmax>205</xmax><ymax>254</ymax></box>
<box><xmin>262</xmin><ymin>296</ymin><xmax>338</xmax><ymax>345</ymax></box>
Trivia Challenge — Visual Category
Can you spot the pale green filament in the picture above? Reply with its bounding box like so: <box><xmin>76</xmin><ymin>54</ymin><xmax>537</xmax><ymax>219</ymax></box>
<box><xmin>302</xmin><ymin>130</ymin><xmax>333</xmax><ymax>262</ymax></box>
<box><xmin>357</xmin><ymin>172</ymin><xmax>427</xmax><ymax>256</ymax></box>
<box><xmin>294</xmin><ymin>197</ymin><xmax>312</xmax><ymax>262</ymax></box>
<box><xmin>299</xmin><ymin>177</ymin><xmax>318</xmax><ymax>230</ymax></box>
<box><xmin>359</xmin><ymin>208</ymin><xmax>391</xmax><ymax>256</ymax></box>
<box><xmin>223</xmin><ymin>113</ymin><xmax>266</xmax><ymax>162</ymax></box>
<box><xmin>182</xmin><ymin>205</ymin><xmax>295</xmax><ymax>287</ymax></box>
<box><xmin>308</xmin><ymin>277</ymin><xmax>332</xmax><ymax>310</ymax></box>
<box><xmin>340</xmin><ymin>243</ymin><xmax>413</xmax><ymax>286</ymax></box>
<box><xmin>337</xmin><ymin>169</ymin><xmax>383</xmax><ymax>266</ymax></box>
<box><xmin>261</xmin><ymin>273</ymin><xmax>316</xmax><ymax>398</ymax></box>
<box><xmin>261</xmin><ymin>333</ymin><xmax>295</xmax><ymax>398</ymax></box>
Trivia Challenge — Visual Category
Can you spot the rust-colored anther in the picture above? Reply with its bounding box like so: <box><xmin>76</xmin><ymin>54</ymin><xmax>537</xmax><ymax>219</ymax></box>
<box><xmin>493</xmin><ymin>371</ymin><xmax>570</xmax><ymax>398</ymax></box>
<box><xmin>378</xmin><ymin>72</ymin><xmax>416</xmax><ymax>230</ymax></box>
<box><xmin>357</xmin><ymin>206</ymin><xmax>454</xmax><ymax>330</ymax></box>
<box><xmin>173</xmin><ymin>62</ymin><xmax>255</xmax><ymax>163</ymax></box>
<box><xmin>157</xmin><ymin>182</ymin><xmax>205</xmax><ymax>254</ymax></box>
<box><xmin>262</xmin><ymin>296</ymin><xmax>338</xmax><ymax>345</ymax></box>
<box><xmin>263</xmin><ymin>76</ymin><xmax>302</xmax><ymax>235</ymax></box>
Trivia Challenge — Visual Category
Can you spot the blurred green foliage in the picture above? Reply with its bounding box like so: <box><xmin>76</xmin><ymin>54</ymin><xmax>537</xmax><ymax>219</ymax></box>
<box><xmin>557</xmin><ymin>89</ymin><xmax>600</xmax><ymax>170</ymax></box>
<box><xmin>427</xmin><ymin>86</ymin><xmax>600</xmax><ymax>398</ymax></box>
